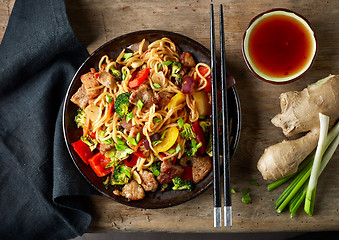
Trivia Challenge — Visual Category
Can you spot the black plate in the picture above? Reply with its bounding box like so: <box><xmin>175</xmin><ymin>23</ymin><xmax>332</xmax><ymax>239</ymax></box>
<box><xmin>62</xmin><ymin>30</ymin><xmax>241</xmax><ymax>209</ymax></box>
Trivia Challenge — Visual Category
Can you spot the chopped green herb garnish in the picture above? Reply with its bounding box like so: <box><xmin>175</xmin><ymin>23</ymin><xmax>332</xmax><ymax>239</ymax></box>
<box><xmin>176</xmin><ymin>143</ymin><xmax>181</xmax><ymax>153</ymax></box>
<box><xmin>158</xmin><ymin>63</ymin><xmax>162</xmax><ymax>70</ymax></box>
<box><xmin>153</xmin><ymin>117</ymin><xmax>162</xmax><ymax>123</ymax></box>
<box><xmin>116</xmin><ymin>138</ymin><xmax>125</xmax><ymax>145</ymax></box>
<box><xmin>168</xmin><ymin>148</ymin><xmax>176</xmax><ymax>154</ymax></box>
<box><xmin>137</xmin><ymin>99</ymin><xmax>144</xmax><ymax>109</ymax></box>
<box><xmin>251</xmin><ymin>179</ymin><xmax>259</xmax><ymax>187</ymax></box>
<box><xmin>152</xmin><ymin>140</ymin><xmax>162</xmax><ymax>146</ymax></box>
<box><xmin>100</xmin><ymin>130</ymin><xmax>105</xmax><ymax>136</ymax></box>
<box><xmin>161</xmin><ymin>131</ymin><xmax>167</xmax><ymax>140</ymax></box>
<box><xmin>153</xmin><ymin>83</ymin><xmax>161</xmax><ymax>89</ymax></box>
<box><xmin>106</xmin><ymin>94</ymin><xmax>113</xmax><ymax>103</ymax></box>
<box><xmin>128</xmin><ymin>137</ymin><xmax>137</xmax><ymax>146</ymax></box>
<box><xmin>136</xmin><ymin>132</ymin><xmax>141</xmax><ymax>143</ymax></box>
<box><xmin>177</xmin><ymin>118</ymin><xmax>184</xmax><ymax>129</ymax></box>
<box><xmin>231</xmin><ymin>188</ymin><xmax>236</xmax><ymax>194</ymax></box>
<box><xmin>123</xmin><ymin>53</ymin><xmax>133</xmax><ymax>61</ymax></box>
<box><xmin>126</xmin><ymin>112</ymin><xmax>135</xmax><ymax>123</ymax></box>
<box><xmin>163</xmin><ymin>60</ymin><xmax>172</xmax><ymax>66</ymax></box>
<box><xmin>103</xmin><ymin>138</ymin><xmax>114</xmax><ymax>145</ymax></box>
<box><xmin>242</xmin><ymin>192</ymin><xmax>252</xmax><ymax>204</ymax></box>
<box><xmin>242</xmin><ymin>188</ymin><xmax>249</xmax><ymax>195</ymax></box>
<box><xmin>122</xmin><ymin>70</ymin><xmax>127</xmax><ymax>81</ymax></box>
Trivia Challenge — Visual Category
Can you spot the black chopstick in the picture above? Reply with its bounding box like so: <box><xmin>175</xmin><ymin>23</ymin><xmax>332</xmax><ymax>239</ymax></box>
<box><xmin>220</xmin><ymin>4</ymin><xmax>232</xmax><ymax>227</ymax></box>
<box><xmin>210</xmin><ymin>3</ymin><xmax>221</xmax><ymax>228</ymax></box>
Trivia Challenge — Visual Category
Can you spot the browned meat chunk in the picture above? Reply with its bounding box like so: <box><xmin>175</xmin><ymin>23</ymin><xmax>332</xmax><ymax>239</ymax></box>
<box><xmin>157</xmin><ymin>91</ymin><xmax>174</xmax><ymax>109</ymax></box>
<box><xmin>180</xmin><ymin>52</ymin><xmax>196</xmax><ymax>67</ymax></box>
<box><xmin>157</xmin><ymin>160</ymin><xmax>184</xmax><ymax>184</ymax></box>
<box><xmin>192</xmin><ymin>155</ymin><xmax>212</xmax><ymax>183</ymax></box>
<box><xmin>129</xmin><ymin>84</ymin><xmax>159</xmax><ymax>109</ymax></box>
<box><xmin>98</xmin><ymin>142</ymin><xmax>114</xmax><ymax>155</ymax></box>
<box><xmin>139</xmin><ymin>170</ymin><xmax>159</xmax><ymax>192</ymax></box>
<box><xmin>119</xmin><ymin>117</ymin><xmax>133</xmax><ymax>130</ymax></box>
<box><xmin>80</xmin><ymin>72</ymin><xmax>101</xmax><ymax>99</ymax></box>
<box><xmin>121</xmin><ymin>180</ymin><xmax>145</xmax><ymax>200</ymax></box>
<box><xmin>70</xmin><ymin>84</ymin><xmax>89</xmax><ymax>109</ymax></box>
<box><xmin>96</xmin><ymin>70</ymin><xmax>116</xmax><ymax>89</ymax></box>
<box><xmin>129</xmin><ymin>125</ymin><xmax>142</xmax><ymax>139</ymax></box>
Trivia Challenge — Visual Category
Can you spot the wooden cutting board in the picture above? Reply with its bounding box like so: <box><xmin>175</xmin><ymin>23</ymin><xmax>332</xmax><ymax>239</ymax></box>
<box><xmin>2</xmin><ymin>0</ymin><xmax>338</xmax><ymax>233</ymax></box>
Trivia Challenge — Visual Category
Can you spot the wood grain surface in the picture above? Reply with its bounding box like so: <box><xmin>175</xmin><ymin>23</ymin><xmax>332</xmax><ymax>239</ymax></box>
<box><xmin>1</xmin><ymin>0</ymin><xmax>339</xmax><ymax>233</ymax></box>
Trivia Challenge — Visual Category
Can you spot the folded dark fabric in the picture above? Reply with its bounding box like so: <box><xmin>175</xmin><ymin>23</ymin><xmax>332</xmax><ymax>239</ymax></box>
<box><xmin>0</xmin><ymin>0</ymin><xmax>99</xmax><ymax>239</ymax></box>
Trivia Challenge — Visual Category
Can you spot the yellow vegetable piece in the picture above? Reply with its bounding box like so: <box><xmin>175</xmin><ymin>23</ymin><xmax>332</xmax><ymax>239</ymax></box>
<box><xmin>153</xmin><ymin>127</ymin><xmax>179</xmax><ymax>154</ymax></box>
<box><xmin>192</xmin><ymin>91</ymin><xmax>211</xmax><ymax>116</ymax></box>
<box><xmin>167</xmin><ymin>92</ymin><xmax>186</xmax><ymax>109</ymax></box>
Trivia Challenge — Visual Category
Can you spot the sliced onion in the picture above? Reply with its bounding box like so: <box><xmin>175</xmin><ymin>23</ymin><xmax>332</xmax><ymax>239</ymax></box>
<box><xmin>181</xmin><ymin>75</ymin><xmax>194</xmax><ymax>94</ymax></box>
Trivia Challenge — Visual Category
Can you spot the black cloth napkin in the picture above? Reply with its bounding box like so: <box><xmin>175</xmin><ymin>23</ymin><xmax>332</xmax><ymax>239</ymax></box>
<box><xmin>0</xmin><ymin>0</ymin><xmax>99</xmax><ymax>239</ymax></box>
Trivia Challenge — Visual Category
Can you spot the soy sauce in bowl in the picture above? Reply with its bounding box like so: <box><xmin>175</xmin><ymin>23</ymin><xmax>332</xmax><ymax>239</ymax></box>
<box><xmin>242</xmin><ymin>9</ymin><xmax>317</xmax><ymax>84</ymax></box>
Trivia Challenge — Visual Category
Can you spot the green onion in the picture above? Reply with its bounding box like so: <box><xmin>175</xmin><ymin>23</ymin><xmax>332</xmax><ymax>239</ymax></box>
<box><xmin>176</xmin><ymin>143</ymin><xmax>181</xmax><ymax>153</ymax></box>
<box><xmin>231</xmin><ymin>188</ymin><xmax>236</xmax><ymax>194</ymax></box>
<box><xmin>126</xmin><ymin>112</ymin><xmax>135</xmax><ymax>123</ymax></box>
<box><xmin>123</xmin><ymin>53</ymin><xmax>133</xmax><ymax>61</ymax></box>
<box><xmin>116</xmin><ymin>138</ymin><xmax>125</xmax><ymax>145</ymax></box>
<box><xmin>168</xmin><ymin>148</ymin><xmax>176</xmax><ymax>154</ymax></box>
<box><xmin>242</xmin><ymin>193</ymin><xmax>252</xmax><ymax>204</ymax></box>
<box><xmin>136</xmin><ymin>132</ymin><xmax>141</xmax><ymax>143</ymax></box>
<box><xmin>128</xmin><ymin>137</ymin><xmax>137</xmax><ymax>146</ymax></box>
<box><xmin>137</xmin><ymin>99</ymin><xmax>144</xmax><ymax>109</ymax></box>
<box><xmin>158</xmin><ymin>63</ymin><xmax>162</xmax><ymax>70</ymax></box>
<box><xmin>106</xmin><ymin>94</ymin><xmax>113</xmax><ymax>103</ymax></box>
<box><xmin>153</xmin><ymin>83</ymin><xmax>161</xmax><ymax>89</ymax></box>
<box><xmin>152</xmin><ymin>140</ymin><xmax>162</xmax><ymax>146</ymax></box>
<box><xmin>103</xmin><ymin>138</ymin><xmax>114</xmax><ymax>145</ymax></box>
<box><xmin>163</xmin><ymin>61</ymin><xmax>172</xmax><ymax>66</ymax></box>
<box><xmin>122</xmin><ymin>70</ymin><xmax>127</xmax><ymax>81</ymax></box>
<box><xmin>251</xmin><ymin>179</ymin><xmax>259</xmax><ymax>187</ymax></box>
<box><xmin>153</xmin><ymin>118</ymin><xmax>162</xmax><ymax>123</ymax></box>
<box><xmin>177</xmin><ymin>118</ymin><xmax>184</xmax><ymax>129</ymax></box>
<box><xmin>161</xmin><ymin>131</ymin><xmax>167</xmax><ymax>140</ymax></box>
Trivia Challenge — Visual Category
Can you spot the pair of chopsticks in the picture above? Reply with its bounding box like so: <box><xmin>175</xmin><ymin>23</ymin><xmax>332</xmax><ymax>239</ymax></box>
<box><xmin>210</xmin><ymin>3</ymin><xmax>232</xmax><ymax>228</ymax></box>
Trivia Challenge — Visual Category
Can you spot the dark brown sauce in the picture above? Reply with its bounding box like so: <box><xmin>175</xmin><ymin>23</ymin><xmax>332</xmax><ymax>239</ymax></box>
<box><xmin>248</xmin><ymin>14</ymin><xmax>314</xmax><ymax>78</ymax></box>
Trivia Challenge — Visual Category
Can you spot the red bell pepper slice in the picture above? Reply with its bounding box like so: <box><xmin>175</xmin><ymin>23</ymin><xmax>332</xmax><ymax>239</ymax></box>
<box><xmin>181</xmin><ymin>166</ymin><xmax>193</xmax><ymax>181</ymax></box>
<box><xmin>196</xmin><ymin>66</ymin><xmax>211</xmax><ymax>92</ymax></box>
<box><xmin>88</xmin><ymin>152</ymin><xmax>113</xmax><ymax>177</ymax></box>
<box><xmin>192</xmin><ymin>120</ymin><xmax>206</xmax><ymax>154</ymax></box>
<box><xmin>71</xmin><ymin>139</ymin><xmax>93</xmax><ymax>165</ymax></box>
<box><xmin>128</xmin><ymin>68</ymin><xmax>150</xmax><ymax>88</ymax></box>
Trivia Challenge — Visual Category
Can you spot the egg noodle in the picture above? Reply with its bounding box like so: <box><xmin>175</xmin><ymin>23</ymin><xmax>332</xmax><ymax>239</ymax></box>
<box><xmin>73</xmin><ymin>37</ymin><xmax>213</xmax><ymax>196</ymax></box>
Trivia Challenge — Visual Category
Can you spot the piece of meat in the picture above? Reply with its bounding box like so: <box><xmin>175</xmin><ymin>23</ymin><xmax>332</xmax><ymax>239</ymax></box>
<box><xmin>98</xmin><ymin>142</ymin><xmax>114</xmax><ymax>155</ymax></box>
<box><xmin>71</xmin><ymin>84</ymin><xmax>89</xmax><ymax>109</ymax></box>
<box><xmin>157</xmin><ymin>91</ymin><xmax>174</xmax><ymax>109</ymax></box>
<box><xmin>180</xmin><ymin>52</ymin><xmax>196</xmax><ymax>67</ymax></box>
<box><xmin>139</xmin><ymin>170</ymin><xmax>159</xmax><ymax>192</ymax></box>
<box><xmin>121</xmin><ymin>180</ymin><xmax>145</xmax><ymax>200</ymax></box>
<box><xmin>96</xmin><ymin>70</ymin><xmax>116</xmax><ymax>89</ymax></box>
<box><xmin>129</xmin><ymin>125</ymin><xmax>142</xmax><ymax>138</ymax></box>
<box><xmin>157</xmin><ymin>160</ymin><xmax>184</xmax><ymax>184</ymax></box>
<box><xmin>129</xmin><ymin>84</ymin><xmax>159</xmax><ymax>109</ymax></box>
<box><xmin>119</xmin><ymin>117</ymin><xmax>133</xmax><ymax>130</ymax></box>
<box><xmin>192</xmin><ymin>155</ymin><xmax>212</xmax><ymax>183</ymax></box>
<box><xmin>80</xmin><ymin>72</ymin><xmax>101</xmax><ymax>99</ymax></box>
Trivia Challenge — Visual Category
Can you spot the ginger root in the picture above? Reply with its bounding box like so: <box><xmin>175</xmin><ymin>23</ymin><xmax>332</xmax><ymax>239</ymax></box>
<box><xmin>257</xmin><ymin>75</ymin><xmax>339</xmax><ymax>180</ymax></box>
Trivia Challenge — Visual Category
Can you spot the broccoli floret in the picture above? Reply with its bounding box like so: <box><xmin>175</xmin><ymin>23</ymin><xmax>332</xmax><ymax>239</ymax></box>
<box><xmin>114</xmin><ymin>92</ymin><xmax>131</xmax><ymax>118</ymax></box>
<box><xmin>110</xmin><ymin>164</ymin><xmax>131</xmax><ymax>185</ymax></box>
<box><xmin>199</xmin><ymin>121</ymin><xmax>211</xmax><ymax>134</ymax></box>
<box><xmin>74</xmin><ymin>108</ymin><xmax>86</xmax><ymax>128</ymax></box>
<box><xmin>110</xmin><ymin>66</ymin><xmax>122</xmax><ymax>81</ymax></box>
<box><xmin>171</xmin><ymin>62</ymin><xmax>182</xmax><ymax>84</ymax></box>
<box><xmin>186</xmin><ymin>139</ymin><xmax>202</xmax><ymax>157</ymax></box>
<box><xmin>149</xmin><ymin>161</ymin><xmax>161</xmax><ymax>177</ymax></box>
<box><xmin>180</xmin><ymin>123</ymin><xmax>196</xmax><ymax>140</ymax></box>
<box><xmin>172</xmin><ymin>176</ymin><xmax>193</xmax><ymax>191</ymax></box>
<box><xmin>80</xmin><ymin>135</ymin><xmax>98</xmax><ymax>151</ymax></box>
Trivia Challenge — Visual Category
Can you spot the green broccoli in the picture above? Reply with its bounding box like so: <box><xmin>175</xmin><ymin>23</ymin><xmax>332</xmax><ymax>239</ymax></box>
<box><xmin>180</xmin><ymin>123</ymin><xmax>196</xmax><ymax>140</ymax></box>
<box><xmin>110</xmin><ymin>66</ymin><xmax>122</xmax><ymax>81</ymax></box>
<box><xmin>114</xmin><ymin>92</ymin><xmax>131</xmax><ymax>118</ymax></box>
<box><xmin>186</xmin><ymin>139</ymin><xmax>202</xmax><ymax>157</ymax></box>
<box><xmin>74</xmin><ymin>108</ymin><xmax>86</xmax><ymax>128</ymax></box>
<box><xmin>110</xmin><ymin>164</ymin><xmax>131</xmax><ymax>185</ymax></box>
<box><xmin>80</xmin><ymin>135</ymin><xmax>98</xmax><ymax>151</ymax></box>
<box><xmin>172</xmin><ymin>177</ymin><xmax>193</xmax><ymax>191</ymax></box>
<box><xmin>171</xmin><ymin>62</ymin><xmax>182</xmax><ymax>84</ymax></box>
<box><xmin>149</xmin><ymin>161</ymin><xmax>161</xmax><ymax>177</ymax></box>
<box><xmin>199</xmin><ymin>121</ymin><xmax>211</xmax><ymax>134</ymax></box>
